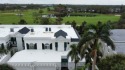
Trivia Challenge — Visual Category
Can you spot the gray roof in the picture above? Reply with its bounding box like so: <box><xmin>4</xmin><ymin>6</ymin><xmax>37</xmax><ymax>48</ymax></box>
<box><xmin>54</xmin><ymin>30</ymin><xmax>68</xmax><ymax>38</ymax></box>
<box><xmin>110</xmin><ymin>29</ymin><xmax>125</xmax><ymax>42</ymax></box>
<box><xmin>114</xmin><ymin>43</ymin><xmax>125</xmax><ymax>54</ymax></box>
<box><xmin>110</xmin><ymin>29</ymin><xmax>125</xmax><ymax>54</ymax></box>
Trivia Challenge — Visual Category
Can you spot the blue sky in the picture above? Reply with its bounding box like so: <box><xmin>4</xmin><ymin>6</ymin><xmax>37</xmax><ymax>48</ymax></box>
<box><xmin>0</xmin><ymin>0</ymin><xmax>125</xmax><ymax>5</ymax></box>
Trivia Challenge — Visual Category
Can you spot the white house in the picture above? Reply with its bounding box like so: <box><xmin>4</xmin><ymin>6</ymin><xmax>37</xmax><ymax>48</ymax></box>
<box><xmin>0</xmin><ymin>25</ymin><xmax>84</xmax><ymax>70</ymax></box>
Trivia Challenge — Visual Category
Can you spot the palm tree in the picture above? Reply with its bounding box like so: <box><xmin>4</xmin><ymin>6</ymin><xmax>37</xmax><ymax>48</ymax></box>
<box><xmin>67</xmin><ymin>44</ymin><xmax>80</xmax><ymax>70</ymax></box>
<box><xmin>0</xmin><ymin>44</ymin><xmax>7</xmax><ymax>56</ymax></box>
<box><xmin>0</xmin><ymin>64</ymin><xmax>15</xmax><ymax>70</ymax></box>
<box><xmin>78</xmin><ymin>23</ymin><xmax>115</xmax><ymax>70</ymax></box>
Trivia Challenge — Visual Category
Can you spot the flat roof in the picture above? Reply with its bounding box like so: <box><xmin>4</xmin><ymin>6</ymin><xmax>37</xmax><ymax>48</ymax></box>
<box><xmin>24</xmin><ymin>27</ymin><xmax>78</xmax><ymax>38</ymax></box>
<box><xmin>8</xmin><ymin>50</ymin><xmax>85</xmax><ymax>63</ymax></box>
<box><xmin>0</xmin><ymin>25</ymin><xmax>78</xmax><ymax>39</ymax></box>
<box><xmin>114</xmin><ymin>43</ymin><xmax>125</xmax><ymax>54</ymax></box>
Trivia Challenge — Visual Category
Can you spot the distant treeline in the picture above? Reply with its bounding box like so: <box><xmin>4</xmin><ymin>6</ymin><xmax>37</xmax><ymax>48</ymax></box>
<box><xmin>0</xmin><ymin>4</ymin><xmax>125</xmax><ymax>14</ymax></box>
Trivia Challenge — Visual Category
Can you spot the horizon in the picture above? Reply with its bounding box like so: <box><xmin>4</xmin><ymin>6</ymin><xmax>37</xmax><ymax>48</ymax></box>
<box><xmin>0</xmin><ymin>0</ymin><xmax>125</xmax><ymax>5</ymax></box>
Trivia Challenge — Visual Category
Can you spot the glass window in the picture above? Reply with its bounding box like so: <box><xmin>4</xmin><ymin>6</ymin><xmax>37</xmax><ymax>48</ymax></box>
<box><xmin>55</xmin><ymin>42</ymin><xmax>58</xmax><ymax>51</ymax></box>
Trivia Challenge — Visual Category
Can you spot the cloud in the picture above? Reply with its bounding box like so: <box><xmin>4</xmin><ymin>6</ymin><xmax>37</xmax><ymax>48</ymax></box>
<box><xmin>0</xmin><ymin>0</ymin><xmax>125</xmax><ymax>5</ymax></box>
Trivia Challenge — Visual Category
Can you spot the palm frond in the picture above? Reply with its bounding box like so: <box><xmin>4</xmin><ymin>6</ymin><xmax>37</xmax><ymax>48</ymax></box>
<box><xmin>101</xmin><ymin>36</ymin><xmax>115</xmax><ymax>50</ymax></box>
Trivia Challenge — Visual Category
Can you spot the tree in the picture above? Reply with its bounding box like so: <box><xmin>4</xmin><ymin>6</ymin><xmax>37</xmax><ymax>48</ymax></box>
<box><xmin>40</xmin><ymin>17</ymin><xmax>50</xmax><ymax>25</ymax></box>
<box><xmin>65</xmin><ymin>21</ymin><xmax>71</xmax><ymax>25</ymax></box>
<box><xmin>67</xmin><ymin>44</ymin><xmax>80</xmax><ymax>70</ymax></box>
<box><xmin>47</xmin><ymin>7</ymin><xmax>50</xmax><ymax>11</ymax></box>
<box><xmin>32</xmin><ymin>12</ymin><xmax>40</xmax><ymax>24</ymax></box>
<box><xmin>56</xmin><ymin>17</ymin><xmax>63</xmax><ymax>24</ymax></box>
<box><xmin>0</xmin><ymin>44</ymin><xmax>7</xmax><ymax>55</ymax></box>
<box><xmin>39</xmin><ymin>9</ymin><xmax>43</xmax><ymax>14</ymax></box>
<box><xmin>1</xmin><ymin>43</ymin><xmax>4</xmax><ymax>50</ymax></box>
<box><xmin>78</xmin><ymin>23</ymin><xmax>115</xmax><ymax>70</ymax></box>
<box><xmin>71</xmin><ymin>20</ymin><xmax>77</xmax><ymax>29</ymax></box>
<box><xmin>0</xmin><ymin>64</ymin><xmax>15</xmax><ymax>70</ymax></box>
<box><xmin>98</xmin><ymin>54</ymin><xmax>125</xmax><ymax>70</ymax></box>
<box><xmin>18</xmin><ymin>19</ymin><xmax>27</xmax><ymax>24</ymax></box>
<box><xmin>82</xmin><ymin>21</ymin><xmax>87</xmax><ymax>28</ymax></box>
<box><xmin>117</xmin><ymin>12</ymin><xmax>125</xmax><ymax>28</ymax></box>
<box><xmin>54</xmin><ymin>4</ymin><xmax>67</xmax><ymax>17</ymax></box>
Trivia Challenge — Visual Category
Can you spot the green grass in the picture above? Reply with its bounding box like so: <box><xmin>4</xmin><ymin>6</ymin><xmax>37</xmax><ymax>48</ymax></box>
<box><xmin>0</xmin><ymin>9</ymin><xmax>120</xmax><ymax>25</ymax></box>
<box><xmin>62</xmin><ymin>14</ymin><xmax>119</xmax><ymax>24</ymax></box>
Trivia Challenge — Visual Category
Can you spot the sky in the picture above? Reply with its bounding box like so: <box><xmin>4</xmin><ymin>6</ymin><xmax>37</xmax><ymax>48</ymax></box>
<box><xmin>0</xmin><ymin>0</ymin><xmax>125</xmax><ymax>5</ymax></box>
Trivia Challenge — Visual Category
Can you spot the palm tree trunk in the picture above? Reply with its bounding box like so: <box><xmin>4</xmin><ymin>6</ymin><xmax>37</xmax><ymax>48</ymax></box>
<box><xmin>92</xmin><ymin>39</ymin><xmax>98</xmax><ymax>70</ymax></box>
<box><xmin>92</xmin><ymin>49</ymin><xmax>97</xmax><ymax>70</ymax></box>
<box><xmin>75</xmin><ymin>63</ymin><xmax>77</xmax><ymax>70</ymax></box>
<box><xmin>75</xmin><ymin>55</ymin><xmax>77</xmax><ymax>70</ymax></box>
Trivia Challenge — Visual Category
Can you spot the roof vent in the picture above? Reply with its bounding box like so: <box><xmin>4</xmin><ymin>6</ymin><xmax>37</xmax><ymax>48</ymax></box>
<box><xmin>31</xmin><ymin>28</ymin><xmax>34</xmax><ymax>32</ymax></box>
<box><xmin>45</xmin><ymin>28</ymin><xmax>48</xmax><ymax>31</ymax></box>
<box><xmin>10</xmin><ymin>28</ymin><xmax>14</xmax><ymax>32</ymax></box>
<box><xmin>49</xmin><ymin>28</ymin><xmax>51</xmax><ymax>31</ymax></box>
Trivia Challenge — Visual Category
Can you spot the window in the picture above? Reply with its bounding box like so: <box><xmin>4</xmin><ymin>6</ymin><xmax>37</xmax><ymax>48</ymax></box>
<box><xmin>34</xmin><ymin>43</ymin><xmax>37</xmax><ymax>49</ymax></box>
<box><xmin>29</xmin><ymin>43</ymin><xmax>34</xmax><ymax>49</ymax></box>
<box><xmin>22</xmin><ymin>37</ymin><xmax>25</xmax><ymax>49</ymax></box>
<box><xmin>64</xmin><ymin>42</ymin><xmax>67</xmax><ymax>51</ymax></box>
<box><xmin>45</xmin><ymin>43</ymin><xmax>50</xmax><ymax>49</ymax></box>
<box><xmin>55</xmin><ymin>42</ymin><xmax>58</xmax><ymax>51</ymax></box>
<box><xmin>50</xmin><ymin>43</ymin><xmax>52</xmax><ymax>50</ymax></box>
<box><xmin>42</xmin><ymin>43</ymin><xmax>44</xmax><ymax>49</ymax></box>
<box><xmin>26</xmin><ymin>43</ymin><xmax>29</xmax><ymax>49</ymax></box>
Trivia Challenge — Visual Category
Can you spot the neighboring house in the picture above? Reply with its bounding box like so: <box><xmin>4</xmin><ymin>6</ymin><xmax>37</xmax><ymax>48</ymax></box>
<box><xmin>0</xmin><ymin>25</ymin><xmax>84</xmax><ymax>70</ymax></box>
<box><xmin>100</xmin><ymin>29</ymin><xmax>125</xmax><ymax>57</ymax></box>
<box><xmin>110</xmin><ymin>29</ymin><xmax>125</xmax><ymax>54</ymax></box>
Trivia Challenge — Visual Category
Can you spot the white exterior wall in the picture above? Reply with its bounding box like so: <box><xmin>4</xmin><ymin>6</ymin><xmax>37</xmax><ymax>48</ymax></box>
<box><xmin>24</xmin><ymin>38</ymin><xmax>56</xmax><ymax>50</ymax></box>
<box><xmin>16</xmin><ymin>37</ymin><xmax>23</xmax><ymax>50</ymax></box>
<box><xmin>24</xmin><ymin>36</ymin><xmax>71</xmax><ymax>51</ymax></box>
<box><xmin>8</xmin><ymin>62</ymin><xmax>84</xmax><ymax>70</ymax></box>
<box><xmin>16</xmin><ymin>33</ymin><xmax>24</xmax><ymax>51</ymax></box>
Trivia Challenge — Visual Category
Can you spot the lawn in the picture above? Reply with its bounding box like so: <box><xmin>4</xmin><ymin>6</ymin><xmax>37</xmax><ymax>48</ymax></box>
<box><xmin>0</xmin><ymin>9</ymin><xmax>120</xmax><ymax>25</ymax></box>
<box><xmin>62</xmin><ymin>14</ymin><xmax>120</xmax><ymax>24</ymax></box>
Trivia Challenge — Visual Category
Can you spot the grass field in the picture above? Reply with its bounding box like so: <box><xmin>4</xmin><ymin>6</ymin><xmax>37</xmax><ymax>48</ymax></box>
<box><xmin>0</xmin><ymin>9</ymin><xmax>120</xmax><ymax>24</ymax></box>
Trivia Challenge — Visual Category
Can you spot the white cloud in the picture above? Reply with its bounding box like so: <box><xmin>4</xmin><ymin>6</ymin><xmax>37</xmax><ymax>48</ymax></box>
<box><xmin>0</xmin><ymin>0</ymin><xmax>125</xmax><ymax>5</ymax></box>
